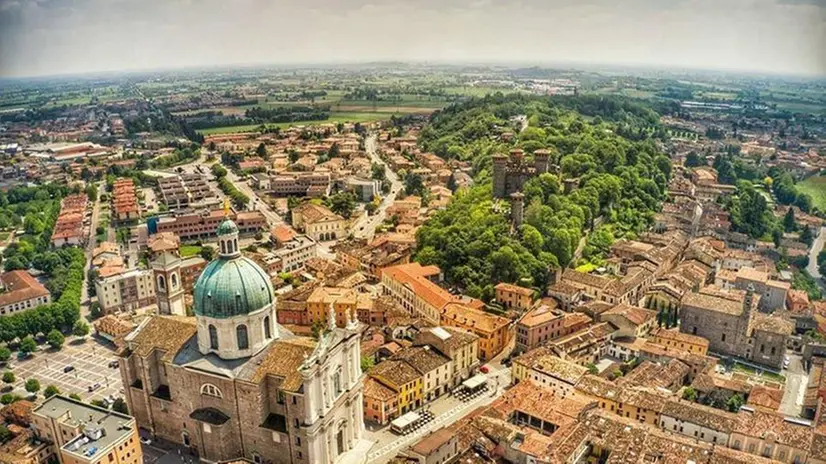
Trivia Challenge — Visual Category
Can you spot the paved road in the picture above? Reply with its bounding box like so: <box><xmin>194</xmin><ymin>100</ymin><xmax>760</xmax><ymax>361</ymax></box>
<box><xmin>805</xmin><ymin>226</ymin><xmax>825</xmax><ymax>289</ymax></box>
<box><xmin>365</xmin><ymin>366</ymin><xmax>512</xmax><ymax>464</ymax></box>
<box><xmin>80</xmin><ymin>182</ymin><xmax>103</xmax><ymax>319</ymax></box>
<box><xmin>352</xmin><ymin>134</ymin><xmax>403</xmax><ymax>241</ymax></box>
<box><xmin>779</xmin><ymin>353</ymin><xmax>807</xmax><ymax>417</ymax></box>
<box><xmin>225</xmin><ymin>169</ymin><xmax>284</xmax><ymax>228</ymax></box>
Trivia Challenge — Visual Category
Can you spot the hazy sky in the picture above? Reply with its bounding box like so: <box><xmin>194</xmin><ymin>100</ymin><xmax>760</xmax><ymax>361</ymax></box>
<box><xmin>1</xmin><ymin>0</ymin><xmax>825</xmax><ymax>78</ymax></box>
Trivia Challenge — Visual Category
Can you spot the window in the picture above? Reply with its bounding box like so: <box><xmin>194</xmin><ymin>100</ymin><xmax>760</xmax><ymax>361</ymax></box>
<box><xmin>209</xmin><ymin>325</ymin><xmax>219</xmax><ymax>350</ymax></box>
<box><xmin>157</xmin><ymin>275</ymin><xmax>166</xmax><ymax>291</ymax></box>
<box><xmin>201</xmin><ymin>384</ymin><xmax>223</xmax><ymax>398</ymax></box>
<box><xmin>171</xmin><ymin>273</ymin><xmax>178</xmax><ymax>289</ymax></box>
<box><xmin>721</xmin><ymin>333</ymin><xmax>726</xmax><ymax>342</ymax></box>
<box><xmin>252</xmin><ymin>453</ymin><xmax>262</xmax><ymax>464</ymax></box>
<box><xmin>264</xmin><ymin>316</ymin><xmax>272</xmax><ymax>339</ymax></box>
<box><xmin>237</xmin><ymin>324</ymin><xmax>249</xmax><ymax>350</ymax></box>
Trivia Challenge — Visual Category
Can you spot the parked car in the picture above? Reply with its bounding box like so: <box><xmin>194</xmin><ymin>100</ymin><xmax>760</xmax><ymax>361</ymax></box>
<box><xmin>88</xmin><ymin>383</ymin><xmax>101</xmax><ymax>392</ymax></box>
<box><xmin>140</xmin><ymin>437</ymin><xmax>152</xmax><ymax>445</ymax></box>
<box><xmin>108</xmin><ymin>360</ymin><xmax>119</xmax><ymax>369</ymax></box>
<box><xmin>63</xmin><ymin>365</ymin><xmax>75</xmax><ymax>373</ymax></box>
<box><xmin>479</xmin><ymin>366</ymin><xmax>490</xmax><ymax>374</ymax></box>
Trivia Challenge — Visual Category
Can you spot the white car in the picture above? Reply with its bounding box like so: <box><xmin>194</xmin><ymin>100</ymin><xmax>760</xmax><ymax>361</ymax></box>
<box><xmin>140</xmin><ymin>437</ymin><xmax>152</xmax><ymax>445</ymax></box>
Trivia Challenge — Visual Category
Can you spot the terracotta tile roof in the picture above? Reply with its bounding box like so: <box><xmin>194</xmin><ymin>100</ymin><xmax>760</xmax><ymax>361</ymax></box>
<box><xmin>251</xmin><ymin>337</ymin><xmax>316</xmax><ymax>391</ymax></box>
<box><xmin>561</xmin><ymin>269</ymin><xmax>612</xmax><ymax>290</ymax></box>
<box><xmin>661</xmin><ymin>399</ymin><xmax>739</xmax><ymax>433</ymax></box>
<box><xmin>381</xmin><ymin>263</ymin><xmax>455</xmax><ymax>311</ymax></box>
<box><xmin>523</xmin><ymin>352</ymin><xmax>587</xmax><ymax>385</ymax></box>
<box><xmin>370</xmin><ymin>359</ymin><xmax>421</xmax><ymax>388</ymax></box>
<box><xmin>617</xmin><ymin>386</ymin><xmax>669</xmax><ymax>412</ymax></box>
<box><xmin>751</xmin><ymin>313</ymin><xmax>794</xmax><ymax>335</ymax></box>
<box><xmin>575</xmin><ymin>374</ymin><xmax>619</xmax><ymax>401</ymax></box>
<box><xmin>440</xmin><ymin>302</ymin><xmax>510</xmax><ymax>335</ymax></box>
<box><xmin>603</xmin><ymin>303</ymin><xmax>656</xmax><ymax>326</ymax></box>
<box><xmin>271</xmin><ymin>225</ymin><xmax>297</xmax><ymax>243</ymax></box>
<box><xmin>363</xmin><ymin>376</ymin><xmax>397</xmax><ymax>401</ymax></box>
<box><xmin>733</xmin><ymin>409</ymin><xmax>813</xmax><ymax>451</ymax></box>
<box><xmin>410</xmin><ymin>428</ymin><xmax>454</xmax><ymax>456</ymax></box>
<box><xmin>0</xmin><ymin>271</ymin><xmax>50</xmax><ymax>307</ymax></box>
<box><xmin>147</xmin><ymin>232</ymin><xmax>180</xmax><ymax>253</ymax></box>
<box><xmin>492</xmin><ymin>380</ymin><xmax>593</xmax><ymax>428</ymax></box>
<box><xmin>295</xmin><ymin>203</ymin><xmax>343</xmax><ymax>224</ymax></box>
<box><xmin>650</xmin><ymin>327</ymin><xmax>709</xmax><ymax>348</ymax></box>
<box><xmin>93</xmin><ymin>315</ymin><xmax>135</xmax><ymax>339</ymax></box>
<box><xmin>682</xmin><ymin>291</ymin><xmax>745</xmax><ymax>316</ymax></box>
<box><xmin>392</xmin><ymin>346</ymin><xmax>450</xmax><ymax>375</ymax></box>
<box><xmin>518</xmin><ymin>304</ymin><xmax>562</xmax><ymax>328</ymax></box>
<box><xmin>494</xmin><ymin>282</ymin><xmax>533</xmax><ymax>297</ymax></box>
<box><xmin>746</xmin><ymin>384</ymin><xmax>783</xmax><ymax>411</ymax></box>
<box><xmin>128</xmin><ymin>316</ymin><xmax>196</xmax><ymax>362</ymax></box>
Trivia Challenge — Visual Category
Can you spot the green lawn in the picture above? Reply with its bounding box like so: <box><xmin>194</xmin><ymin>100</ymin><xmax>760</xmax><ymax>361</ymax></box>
<box><xmin>797</xmin><ymin>175</ymin><xmax>826</xmax><ymax>211</ymax></box>
<box><xmin>180</xmin><ymin>245</ymin><xmax>203</xmax><ymax>258</ymax></box>
<box><xmin>732</xmin><ymin>362</ymin><xmax>785</xmax><ymax>383</ymax></box>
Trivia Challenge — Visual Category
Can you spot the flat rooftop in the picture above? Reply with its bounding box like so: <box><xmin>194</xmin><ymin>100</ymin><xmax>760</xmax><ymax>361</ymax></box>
<box><xmin>34</xmin><ymin>395</ymin><xmax>135</xmax><ymax>460</ymax></box>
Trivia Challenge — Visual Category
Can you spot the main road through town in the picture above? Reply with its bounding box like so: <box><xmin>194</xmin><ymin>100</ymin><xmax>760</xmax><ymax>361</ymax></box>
<box><xmin>351</xmin><ymin>133</ymin><xmax>403</xmax><ymax>241</ymax></box>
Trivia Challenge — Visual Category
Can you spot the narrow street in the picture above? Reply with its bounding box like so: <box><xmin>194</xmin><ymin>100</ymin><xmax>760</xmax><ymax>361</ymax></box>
<box><xmin>352</xmin><ymin>134</ymin><xmax>403</xmax><ymax>241</ymax></box>
<box><xmin>80</xmin><ymin>181</ymin><xmax>103</xmax><ymax>319</ymax></box>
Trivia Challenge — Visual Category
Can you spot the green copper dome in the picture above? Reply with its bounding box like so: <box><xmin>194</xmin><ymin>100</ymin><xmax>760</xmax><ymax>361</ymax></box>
<box><xmin>216</xmin><ymin>218</ymin><xmax>239</xmax><ymax>236</ymax></box>
<box><xmin>193</xmin><ymin>256</ymin><xmax>274</xmax><ymax>319</ymax></box>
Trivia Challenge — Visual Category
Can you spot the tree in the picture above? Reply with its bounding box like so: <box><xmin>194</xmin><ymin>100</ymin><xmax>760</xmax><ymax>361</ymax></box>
<box><xmin>44</xmin><ymin>385</ymin><xmax>60</xmax><ymax>398</ymax></box>
<box><xmin>19</xmin><ymin>336</ymin><xmax>36</xmax><ymax>354</ymax></box>
<box><xmin>210</xmin><ymin>163</ymin><xmax>228</xmax><ymax>179</ymax></box>
<box><xmin>327</xmin><ymin>193</ymin><xmax>357</xmax><ymax>219</ymax></box>
<box><xmin>0</xmin><ymin>394</ymin><xmax>19</xmax><ymax>405</ymax></box>
<box><xmin>685</xmin><ymin>152</ymin><xmax>704</xmax><ymax>167</ymax></box>
<box><xmin>726</xmin><ymin>393</ymin><xmax>744</xmax><ymax>412</ymax></box>
<box><xmin>46</xmin><ymin>329</ymin><xmax>65</xmax><ymax>349</ymax></box>
<box><xmin>0</xmin><ymin>347</ymin><xmax>10</xmax><ymax>363</ymax></box>
<box><xmin>69</xmin><ymin>393</ymin><xmax>82</xmax><ymax>401</ymax></box>
<box><xmin>72</xmin><ymin>320</ymin><xmax>90</xmax><ymax>337</ymax></box>
<box><xmin>2</xmin><ymin>371</ymin><xmax>14</xmax><ymax>385</ymax></box>
<box><xmin>682</xmin><ymin>387</ymin><xmax>698</xmax><ymax>401</ymax></box>
<box><xmin>800</xmin><ymin>226</ymin><xmax>814</xmax><ymax>246</ymax></box>
<box><xmin>90</xmin><ymin>399</ymin><xmax>107</xmax><ymax>409</ymax></box>
<box><xmin>200</xmin><ymin>245</ymin><xmax>215</xmax><ymax>261</ymax></box>
<box><xmin>783</xmin><ymin>208</ymin><xmax>796</xmax><ymax>232</ymax></box>
<box><xmin>24</xmin><ymin>378</ymin><xmax>40</xmax><ymax>395</ymax></box>
<box><xmin>371</xmin><ymin>163</ymin><xmax>386</xmax><ymax>181</ymax></box>
<box><xmin>255</xmin><ymin>143</ymin><xmax>268</xmax><ymax>159</ymax></box>
<box><xmin>0</xmin><ymin>423</ymin><xmax>11</xmax><ymax>443</ymax></box>
<box><xmin>288</xmin><ymin>149</ymin><xmax>300</xmax><ymax>164</ymax></box>
<box><xmin>112</xmin><ymin>398</ymin><xmax>129</xmax><ymax>414</ymax></box>
<box><xmin>585</xmin><ymin>363</ymin><xmax>598</xmax><ymax>375</ymax></box>
<box><xmin>360</xmin><ymin>356</ymin><xmax>374</xmax><ymax>373</ymax></box>
<box><xmin>404</xmin><ymin>171</ymin><xmax>425</xmax><ymax>196</ymax></box>
<box><xmin>90</xmin><ymin>302</ymin><xmax>103</xmax><ymax>319</ymax></box>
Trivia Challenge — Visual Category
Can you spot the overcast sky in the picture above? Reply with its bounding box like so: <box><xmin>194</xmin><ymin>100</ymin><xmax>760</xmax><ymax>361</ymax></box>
<box><xmin>1</xmin><ymin>0</ymin><xmax>824</xmax><ymax>78</ymax></box>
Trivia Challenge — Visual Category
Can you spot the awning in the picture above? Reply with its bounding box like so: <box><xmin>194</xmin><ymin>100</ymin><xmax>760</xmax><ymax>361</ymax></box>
<box><xmin>390</xmin><ymin>411</ymin><xmax>420</xmax><ymax>429</ymax></box>
<box><xmin>463</xmin><ymin>374</ymin><xmax>488</xmax><ymax>390</ymax></box>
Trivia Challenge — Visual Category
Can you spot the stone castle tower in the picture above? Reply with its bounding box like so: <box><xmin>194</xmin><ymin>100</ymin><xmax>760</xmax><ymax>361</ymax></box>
<box><xmin>492</xmin><ymin>148</ymin><xmax>553</xmax><ymax>199</ymax></box>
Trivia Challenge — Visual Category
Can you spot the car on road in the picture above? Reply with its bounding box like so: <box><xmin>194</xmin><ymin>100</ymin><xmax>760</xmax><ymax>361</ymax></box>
<box><xmin>140</xmin><ymin>437</ymin><xmax>152</xmax><ymax>445</ymax></box>
<box><xmin>63</xmin><ymin>365</ymin><xmax>75</xmax><ymax>373</ymax></box>
<box><xmin>109</xmin><ymin>360</ymin><xmax>119</xmax><ymax>369</ymax></box>
<box><xmin>479</xmin><ymin>366</ymin><xmax>490</xmax><ymax>374</ymax></box>
<box><xmin>88</xmin><ymin>383</ymin><xmax>101</xmax><ymax>392</ymax></box>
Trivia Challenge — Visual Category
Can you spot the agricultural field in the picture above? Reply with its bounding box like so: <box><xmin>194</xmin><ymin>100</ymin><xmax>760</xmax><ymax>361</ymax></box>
<box><xmin>797</xmin><ymin>175</ymin><xmax>826</xmax><ymax>211</ymax></box>
<box><xmin>197</xmin><ymin>111</ymin><xmax>394</xmax><ymax>135</ymax></box>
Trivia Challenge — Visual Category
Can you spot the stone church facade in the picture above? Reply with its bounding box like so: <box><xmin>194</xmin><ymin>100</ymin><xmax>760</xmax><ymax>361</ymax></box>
<box><xmin>118</xmin><ymin>217</ymin><xmax>367</xmax><ymax>464</ymax></box>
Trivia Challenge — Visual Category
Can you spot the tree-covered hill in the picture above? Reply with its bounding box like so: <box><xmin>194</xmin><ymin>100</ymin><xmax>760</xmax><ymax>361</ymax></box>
<box><xmin>414</xmin><ymin>94</ymin><xmax>672</xmax><ymax>301</ymax></box>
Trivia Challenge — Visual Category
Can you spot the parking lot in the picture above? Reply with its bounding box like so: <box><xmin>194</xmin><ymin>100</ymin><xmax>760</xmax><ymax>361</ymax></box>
<box><xmin>8</xmin><ymin>337</ymin><xmax>122</xmax><ymax>402</ymax></box>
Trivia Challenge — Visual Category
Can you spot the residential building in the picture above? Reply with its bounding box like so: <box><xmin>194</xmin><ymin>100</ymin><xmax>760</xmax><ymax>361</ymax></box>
<box><xmin>494</xmin><ymin>282</ymin><xmax>533</xmax><ymax>311</ymax></box>
<box><xmin>650</xmin><ymin>327</ymin><xmax>710</xmax><ymax>355</ymax></box>
<box><xmin>440</xmin><ymin>302</ymin><xmax>511</xmax><ymax>361</ymax></box>
<box><xmin>95</xmin><ymin>268</ymin><xmax>156</xmax><ymax>314</ymax></box>
<box><xmin>291</xmin><ymin>203</ymin><xmax>347</xmax><ymax>242</ymax></box>
<box><xmin>512</xmin><ymin>349</ymin><xmax>587</xmax><ymax>397</ymax></box>
<box><xmin>514</xmin><ymin>304</ymin><xmax>564</xmax><ymax>354</ymax></box>
<box><xmin>381</xmin><ymin>263</ymin><xmax>454</xmax><ymax>325</ymax></box>
<box><xmin>407</xmin><ymin>429</ymin><xmax>459</xmax><ymax>464</ymax></box>
<box><xmin>336</xmin><ymin>239</ymin><xmax>413</xmax><ymax>281</ymax></box>
<box><xmin>0</xmin><ymin>271</ymin><xmax>51</xmax><ymax>317</ymax></box>
<box><xmin>599</xmin><ymin>304</ymin><xmax>657</xmax><ymax>338</ymax></box>
<box><xmin>369</xmin><ymin>359</ymin><xmax>424</xmax><ymax>416</ymax></box>
<box><xmin>31</xmin><ymin>395</ymin><xmax>142</xmax><ymax>464</ymax></box>
<box><xmin>412</xmin><ymin>327</ymin><xmax>480</xmax><ymax>388</ymax></box>
<box><xmin>154</xmin><ymin>209</ymin><xmax>266</xmax><ymax>240</ymax></box>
